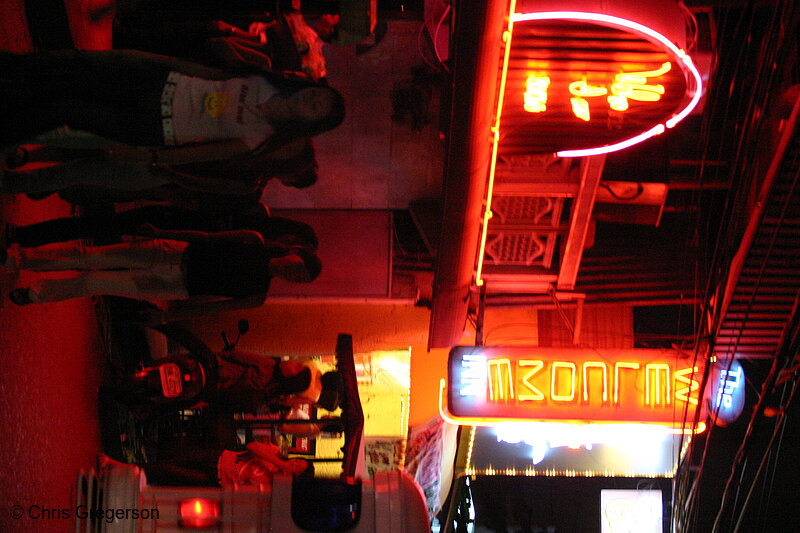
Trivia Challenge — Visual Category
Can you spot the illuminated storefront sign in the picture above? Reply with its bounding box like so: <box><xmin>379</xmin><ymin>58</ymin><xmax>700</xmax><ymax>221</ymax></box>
<box><xmin>446</xmin><ymin>346</ymin><xmax>704</xmax><ymax>429</ymax></box>
<box><xmin>531</xmin><ymin>61</ymin><xmax>673</xmax><ymax>123</ymax></box>
<box><xmin>708</xmin><ymin>359</ymin><xmax>745</xmax><ymax>426</ymax></box>
<box><xmin>601</xmin><ymin>490</ymin><xmax>663</xmax><ymax>533</ymax></box>
<box><xmin>496</xmin><ymin>5</ymin><xmax>703</xmax><ymax>157</ymax></box>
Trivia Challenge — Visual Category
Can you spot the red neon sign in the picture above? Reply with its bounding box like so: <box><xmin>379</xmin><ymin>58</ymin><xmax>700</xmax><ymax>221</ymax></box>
<box><xmin>446</xmin><ymin>346</ymin><xmax>704</xmax><ymax>429</ymax></box>
<box><xmin>501</xmin><ymin>11</ymin><xmax>703</xmax><ymax>157</ymax></box>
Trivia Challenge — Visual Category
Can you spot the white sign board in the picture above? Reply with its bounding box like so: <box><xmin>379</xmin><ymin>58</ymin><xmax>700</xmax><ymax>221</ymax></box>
<box><xmin>600</xmin><ymin>489</ymin><xmax>662</xmax><ymax>533</ymax></box>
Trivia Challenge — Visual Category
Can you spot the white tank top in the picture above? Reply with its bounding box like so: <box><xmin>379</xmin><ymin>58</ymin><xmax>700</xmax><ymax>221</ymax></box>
<box><xmin>164</xmin><ymin>73</ymin><xmax>276</xmax><ymax>150</ymax></box>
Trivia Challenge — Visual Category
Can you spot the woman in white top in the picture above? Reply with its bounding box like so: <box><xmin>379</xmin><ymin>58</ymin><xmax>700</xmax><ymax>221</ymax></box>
<box><xmin>0</xmin><ymin>50</ymin><xmax>344</xmax><ymax>169</ymax></box>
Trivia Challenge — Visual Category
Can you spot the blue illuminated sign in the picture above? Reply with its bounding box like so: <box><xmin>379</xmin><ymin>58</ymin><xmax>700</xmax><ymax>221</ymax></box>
<box><xmin>709</xmin><ymin>360</ymin><xmax>745</xmax><ymax>426</ymax></box>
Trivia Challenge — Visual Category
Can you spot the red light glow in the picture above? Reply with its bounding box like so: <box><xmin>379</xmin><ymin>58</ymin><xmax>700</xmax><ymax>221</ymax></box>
<box><xmin>444</xmin><ymin>347</ymin><xmax>706</xmax><ymax>431</ymax></box>
<box><xmin>510</xmin><ymin>11</ymin><xmax>704</xmax><ymax>157</ymax></box>
<box><xmin>179</xmin><ymin>498</ymin><xmax>221</xmax><ymax>529</ymax></box>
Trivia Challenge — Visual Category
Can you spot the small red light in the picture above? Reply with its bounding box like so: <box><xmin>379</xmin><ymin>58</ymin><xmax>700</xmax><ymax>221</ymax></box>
<box><xmin>179</xmin><ymin>498</ymin><xmax>220</xmax><ymax>529</ymax></box>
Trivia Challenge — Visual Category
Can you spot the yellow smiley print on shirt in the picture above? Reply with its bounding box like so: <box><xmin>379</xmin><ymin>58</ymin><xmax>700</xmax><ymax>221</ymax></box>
<box><xmin>204</xmin><ymin>92</ymin><xmax>227</xmax><ymax>117</ymax></box>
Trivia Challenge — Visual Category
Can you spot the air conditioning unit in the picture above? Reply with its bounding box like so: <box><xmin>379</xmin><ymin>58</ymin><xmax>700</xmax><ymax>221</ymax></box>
<box><xmin>593</xmin><ymin>181</ymin><xmax>668</xmax><ymax>226</ymax></box>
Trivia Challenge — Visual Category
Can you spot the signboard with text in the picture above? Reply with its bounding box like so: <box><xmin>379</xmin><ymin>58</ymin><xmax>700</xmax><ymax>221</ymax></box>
<box><xmin>447</xmin><ymin>346</ymin><xmax>704</xmax><ymax>429</ymax></box>
<box><xmin>499</xmin><ymin>8</ymin><xmax>703</xmax><ymax>157</ymax></box>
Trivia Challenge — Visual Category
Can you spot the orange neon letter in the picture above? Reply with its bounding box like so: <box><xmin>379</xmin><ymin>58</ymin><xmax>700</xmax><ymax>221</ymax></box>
<box><xmin>518</xmin><ymin>360</ymin><xmax>545</xmax><ymax>401</ymax></box>
<box><xmin>569</xmin><ymin>79</ymin><xmax>608</xmax><ymax>121</ymax></box>
<box><xmin>645</xmin><ymin>363</ymin><xmax>671</xmax><ymax>406</ymax></box>
<box><xmin>674</xmin><ymin>366</ymin><xmax>700</xmax><ymax>406</ymax></box>
<box><xmin>582</xmin><ymin>361</ymin><xmax>609</xmax><ymax>402</ymax></box>
<box><xmin>523</xmin><ymin>75</ymin><xmax>550</xmax><ymax>113</ymax></box>
<box><xmin>608</xmin><ymin>62</ymin><xmax>671</xmax><ymax>112</ymax></box>
<box><xmin>487</xmin><ymin>359</ymin><xmax>514</xmax><ymax>402</ymax></box>
<box><xmin>551</xmin><ymin>362</ymin><xmax>576</xmax><ymax>402</ymax></box>
<box><xmin>613</xmin><ymin>362</ymin><xmax>640</xmax><ymax>404</ymax></box>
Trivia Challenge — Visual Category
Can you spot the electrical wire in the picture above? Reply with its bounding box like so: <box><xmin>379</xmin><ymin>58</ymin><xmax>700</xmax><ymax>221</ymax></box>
<box><xmin>756</xmin><ymin>379</ymin><xmax>791</xmax><ymax>532</ymax></box>
<box><xmin>710</xmin><ymin>115</ymin><xmax>800</xmax><ymax>533</ymax></box>
<box><xmin>417</xmin><ymin>0</ymin><xmax>451</xmax><ymax>73</ymax></box>
<box><xmin>673</xmin><ymin>2</ymin><xmax>799</xmax><ymax>530</ymax></box>
<box><xmin>432</xmin><ymin>5</ymin><xmax>452</xmax><ymax>72</ymax></box>
<box><xmin>678</xmin><ymin>1</ymin><xmax>700</xmax><ymax>53</ymax></box>
<box><xmin>730</xmin><ymin>368</ymin><xmax>800</xmax><ymax>533</ymax></box>
<box><xmin>598</xmin><ymin>181</ymin><xmax>644</xmax><ymax>201</ymax></box>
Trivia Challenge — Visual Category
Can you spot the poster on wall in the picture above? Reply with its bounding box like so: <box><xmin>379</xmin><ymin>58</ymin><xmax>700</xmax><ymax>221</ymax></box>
<box><xmin>364</xmin><ymin>437</ymin><xmax>405</xmax><ymax>477</ymax></box>
<box><xmin>286</xmin><ymin>402</ymin><xmax>317</xmax><ymax>455</ymax></box>
<box><xmin>601</xmin><ymin>489</ymin><xmax>663</xmax><ymax>533</ymax></box>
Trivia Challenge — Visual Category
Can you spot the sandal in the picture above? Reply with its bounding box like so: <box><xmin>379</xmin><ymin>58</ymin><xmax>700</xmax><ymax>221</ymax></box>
<box><xmin>4</xmin><ymin>147</ymin><xmax>29</xmax><ymax>169</ymax></box>
<box><xmin>8</xmin><ymin>287</ymin><xmax>34</xmax><ymax>306</ymax></box>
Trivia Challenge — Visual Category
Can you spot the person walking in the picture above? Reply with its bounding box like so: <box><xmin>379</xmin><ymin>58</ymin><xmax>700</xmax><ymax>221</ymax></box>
<box><xmin>4</xmin><ymin>203</ymin><xmax>318</xmax><ymax>250</ymax></box>
<box><xmin>2</xmin><ymin>226</ymin><xmax>321</xmax><ymax>322</ymax></box>
<box><xmin>0</xmin><ymin>49</ymin><xmax>343</xmax><ymax>192</ymax></box>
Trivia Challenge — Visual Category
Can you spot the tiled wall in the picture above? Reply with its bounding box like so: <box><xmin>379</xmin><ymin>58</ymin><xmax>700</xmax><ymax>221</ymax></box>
<box><xmin>262</xmin><ymin>20</ymin><xmax>445</xmax><ymax>209</ymax></box>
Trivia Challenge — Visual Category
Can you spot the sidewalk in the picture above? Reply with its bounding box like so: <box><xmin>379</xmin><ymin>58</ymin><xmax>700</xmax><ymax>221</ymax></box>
<box><xmin>0</xmin><ymin>3</ymin><xmax>113</xmax><ymax>532</ymax></box>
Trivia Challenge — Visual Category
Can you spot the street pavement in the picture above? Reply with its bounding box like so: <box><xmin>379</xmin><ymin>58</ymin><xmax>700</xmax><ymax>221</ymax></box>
<box><xmin>1</xmin><ymin>2</ymin><xmax>114</xmax><ymax>532</ymax></box>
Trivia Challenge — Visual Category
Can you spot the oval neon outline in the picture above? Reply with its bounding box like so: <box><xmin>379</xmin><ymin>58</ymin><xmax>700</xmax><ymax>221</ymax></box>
<box><xmin>511</xmin><ymin>11</ymin><xmax>704</xmax><ymax>157</ymax></box>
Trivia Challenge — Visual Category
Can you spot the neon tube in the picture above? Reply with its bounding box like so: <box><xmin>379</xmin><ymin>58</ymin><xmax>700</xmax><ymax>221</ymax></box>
<box><xmin>474</xmin><ymin>0</ymin><xmax>518</xmax><ymax>286</ymax></box>
<box><xmin>557</xmin><ymin>124</ymin><xmax>665</xmax><ymax>158</ymax></box>
<box><xmin>510</xmin><ymin>11</ymin><xmax>703</xmax><ymax>157</ymax></box>
<box><xmin>438</xmin><ymin>379</ymin><xmax>706</xmax><ymax>434</ymax></box>
<box><xmin>475</xmin><ymin>9</ymin><xmax>704</xmax><ymax>285</ymax></box>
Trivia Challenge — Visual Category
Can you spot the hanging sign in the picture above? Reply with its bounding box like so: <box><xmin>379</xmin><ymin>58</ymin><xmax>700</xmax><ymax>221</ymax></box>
<box><xmin>446</xmin><ymin>346</ymin><xmax>704</xmax><ymax>429</ymax></box>
<box><xmin>707</xmin><ymin>359</ymin><xmax>745</xmax><ymax>426</ymax></box>
<box><xmin>500</xmin><ymin>4</ymin><xmax>703</xmax><ymax>157</ymax></box>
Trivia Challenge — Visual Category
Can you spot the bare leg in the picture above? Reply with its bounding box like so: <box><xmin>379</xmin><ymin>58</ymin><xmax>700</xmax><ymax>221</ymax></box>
<box><xmin>28</xmin><ymin>268</ymin><xmax>188</xmax><ymax>303</ymax></box>
<box><xmin>9</xmin><ymin>239</ymin><xmax>187</xmax><ymax>271</ymax></box>
<box><xmin>0</xmin><ymin>159</ymin><xmax>166</xmax><ymax>195</ymax></box>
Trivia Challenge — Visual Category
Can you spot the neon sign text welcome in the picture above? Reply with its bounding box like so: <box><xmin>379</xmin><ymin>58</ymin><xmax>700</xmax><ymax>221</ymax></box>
<box><xmin>448</xmin><ymin>347</ymin><xmax>704</xmax><ymax>429</ymax></box>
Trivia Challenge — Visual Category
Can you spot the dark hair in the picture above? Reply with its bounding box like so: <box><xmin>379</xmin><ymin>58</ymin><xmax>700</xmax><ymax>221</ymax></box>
<box><xmin>270</xmin><ymin>139</ymin><xmax>316</xmax><ymax>174</ymax></box>
<box><xmin>293</xmin><ymin>247</ymin><xmax>322</xmax><ymax>281</ymax></box>
<box><xmin>284</xmin><ymin>164</ymin><xmax>318</xmax><ymax>189</ymax></box>
<box><xmin>261</xmin><ymin>216</ymin><xmax>319</xmax><ymax>250</ymax></box>
<box><xmin>191</xmin><ymin>138</ymin><xmax>316</xmax><ymax>188</ymax></box>
<box><xmin>276</xmin><ymin>367</ymin><xmax>313</xmax><ymax>396</ymax></box>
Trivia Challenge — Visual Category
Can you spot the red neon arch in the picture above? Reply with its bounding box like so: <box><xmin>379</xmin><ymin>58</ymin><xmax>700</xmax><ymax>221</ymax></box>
<box><xmin>511</xmin><ymin>11</ymin><xmax>704</xmax><ymax>157</ymax></box>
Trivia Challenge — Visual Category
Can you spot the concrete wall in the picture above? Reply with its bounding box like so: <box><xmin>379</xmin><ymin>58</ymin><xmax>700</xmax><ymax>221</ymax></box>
<box><xmin>262</xmin><ymin>20</ymin><xmax>445</xmax><ymax>209</ymax></box>
<box><xmin>184</xmin><ymin>301</ymin><xmax>448</xmax><ymax>427</ymax></box>
<box><xmin>183</xmin><ymin>302</ymin><xmax>545</xmax><ymax>427</ymax></box>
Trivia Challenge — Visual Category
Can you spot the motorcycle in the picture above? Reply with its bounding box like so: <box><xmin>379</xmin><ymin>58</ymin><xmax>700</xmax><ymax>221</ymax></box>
<box><xmin>98</xmin><ymin>299</ymin><xmax>250</xmax><ymax>462</ymax></box>
<box><xmin>116</xmin><ymin>318</ymin><xmax>250</xmax><ymax>408</ymax></box>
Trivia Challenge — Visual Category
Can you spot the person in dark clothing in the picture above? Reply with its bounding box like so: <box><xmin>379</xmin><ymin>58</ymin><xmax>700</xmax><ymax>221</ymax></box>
<box><xmin>113</xmin><ymin>6</ymin><xmax>338</xmax><ymax>80</ymax></box>
<box><xmin>151</xmin><ymin>322</ymin><xmax>342</xmax><ymax>416</ymax></box>
<box><xmin>4</xmin><ymin>203</ymin><xmax>318</xmax><ymax>250</ymax></box>
<box><xmin>0</xmin><ymin>49</ymin><xmax>344</xmax><ymax>151</ymax></box>
<box><xmin>1</xmin><ymin>134</ymin><xmax>319</xmax><ymax>198</ymax></box>
<box><xmin>135</xmin><ymin>322</ymin><xmax>325</xmax><ymax>416</ymax></box>
<box><xmin>2</xmin><ymin>227</ymin><xmax>322</xmax><ymax>320</ymax></box>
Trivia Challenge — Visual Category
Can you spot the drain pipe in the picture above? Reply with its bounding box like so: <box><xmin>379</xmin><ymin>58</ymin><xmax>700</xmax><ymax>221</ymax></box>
<box><xmin>428</xmin><ymin>0</ymin><xmax>509</xmax><ymax>349</ymax></box>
